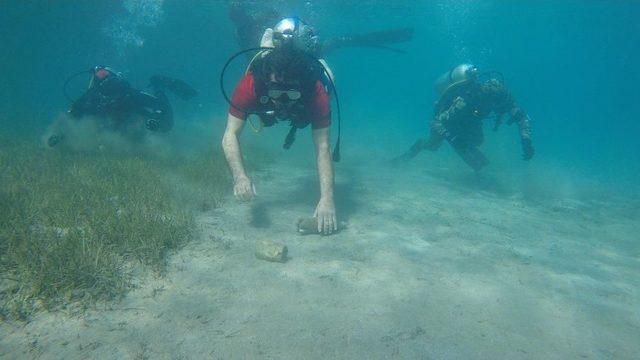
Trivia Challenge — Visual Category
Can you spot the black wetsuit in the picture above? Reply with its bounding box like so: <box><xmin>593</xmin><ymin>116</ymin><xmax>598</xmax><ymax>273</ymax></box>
<box><xmin>228</xmin><ymin>1</ymin><xmax>281</xmax><ymax>50</ymax></box>
<box><xmin>228</xmin><ymin>2</ymin><xmax>413</xmax><ymax>57</ymax></box>
<box><xmin>394</xmin><ymin>78</ymin><xmax>534</xmax><ymax>171</ymax></box>
<box><xmin>70</xmin><ymin>72</ymin><xmax>173</xmax><ymax>133</ymax></box>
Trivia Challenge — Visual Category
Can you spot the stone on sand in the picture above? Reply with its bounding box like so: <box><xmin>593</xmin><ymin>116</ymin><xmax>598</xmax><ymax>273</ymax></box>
<box><xmin>296</xmin><ymin>217</ymin><xmax>346</xmax><ymax>235</ymax></box>
<box><xmin>255</xmin><ymin>240</ymin><xmax>288</xmax><ymax>263</ymax></box>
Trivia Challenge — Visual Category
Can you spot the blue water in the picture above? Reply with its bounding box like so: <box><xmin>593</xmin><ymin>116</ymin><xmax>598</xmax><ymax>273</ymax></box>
<box><xmin>1</xmin><ymin>1</ymin><xmax>639</xmax><ymax>357</ymax></box>
<box><xmin>0</xmin><ymin>1</ymin><xmax>640</xmax><ymax>179</ymax></box>
<box><xmin>2</xmin><ymin>1</ymin><xmax>638</xmax><ymax>187</ymax></box>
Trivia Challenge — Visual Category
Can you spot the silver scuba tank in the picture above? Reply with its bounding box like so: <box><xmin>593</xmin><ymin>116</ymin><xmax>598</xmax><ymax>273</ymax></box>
<box><xmin>434</xmin><ymin>63</ymin><xmax>478</xmax><ymax>96</ymax></box>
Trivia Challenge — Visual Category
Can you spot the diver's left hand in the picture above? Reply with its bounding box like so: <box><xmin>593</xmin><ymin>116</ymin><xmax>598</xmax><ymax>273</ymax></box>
<box><xmin>522</xmin><ymin>138</ymin><xmax>535</xmax><ymax>160</ymax></box>
<box><xmin>314</xmin><ymin>198</ymin><xmax>337</xmax><ymax>235</ymax></box>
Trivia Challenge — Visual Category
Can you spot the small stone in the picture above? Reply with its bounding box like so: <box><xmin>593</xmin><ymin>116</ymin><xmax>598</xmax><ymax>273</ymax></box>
<box><xmin>297</xmin><ymin>217</ymin><xmax>319</xmax><ymax>235</ymax></box>
<box><xmin>255</xmin><ymin>240</ymin><xmax>288</xmax><ymax>263</ymax></box>
<box><xmin>296</xmin><ymin>217</ymin><xmax>346</xmax><ymax>235</ymax></box>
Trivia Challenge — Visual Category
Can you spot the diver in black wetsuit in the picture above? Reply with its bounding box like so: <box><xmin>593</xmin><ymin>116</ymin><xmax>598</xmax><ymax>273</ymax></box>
<box><xmin>392</xmin><ymin>64</ymin><xmax>535</xmax><ymax>171</ymax></box>
<box><xmin>228</xmin><ymin>1</ymin><xmax>414</xmax><ymax>57</ymax></box>
<box><xmin>228</xmin><ymin>1</ymin><xmax>282</xmax><ymax>52</ymax></box>
<box><xmin>48</xmin><ymin>66</ymin><xmax>197</xmax><ymax>147</ymax></box>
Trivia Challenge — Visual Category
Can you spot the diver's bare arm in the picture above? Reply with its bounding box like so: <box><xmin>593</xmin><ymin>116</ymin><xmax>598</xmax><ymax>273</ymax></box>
<box><xmin>313</xmin><ymin>127</ymin><xmax>337</xmax><ymax>233</ymax></box>
<box><xmin>509</xmin><ymin>106</ymin><xmax>535</xmax><ymax>159</ymax></box>
<box><xmin>313</xmin><ymin>127</ymin><xmax>335</xmax><ymax>202</ymax></box>
<box><xmin>221</xmin><ymin>114</ymin><xmax>248</xmax><ymax>181</ymax></box>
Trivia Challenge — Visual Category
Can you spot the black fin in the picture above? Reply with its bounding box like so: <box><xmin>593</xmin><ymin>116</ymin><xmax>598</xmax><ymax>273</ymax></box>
<box><xmin>354</xmin><ymin>27</ymin><xmax>414</xmax><ymax>45</ymax></box>
<box><xmin>148</xmin><ymin>76</ymin><xmax>198</xmax><ymax>100</ymax></box>
<box><xmin>322</xmin><ymin>27</ymin><xmax>414</xmax><ymax>53</ymax></box>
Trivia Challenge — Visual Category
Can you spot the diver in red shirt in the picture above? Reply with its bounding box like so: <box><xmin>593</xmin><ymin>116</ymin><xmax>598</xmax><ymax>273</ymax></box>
<box><xmin>393</xmin><ymin>64</ymin><xmax>535</xmax><ymax>171</ymax></box>
<box><xmin>221</xmin><ymin>18</ymin><xmax>338</xmax><ymax>234</ymax></box>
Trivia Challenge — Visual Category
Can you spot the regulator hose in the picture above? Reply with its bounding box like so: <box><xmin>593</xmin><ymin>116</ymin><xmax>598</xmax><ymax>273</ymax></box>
<box><xmin>63</xmin><ymin>69</ymin><xmax>92</xmax><ymax>103</ymax></box>
<box><xmin>220</xmin><ymin>47</ymin><xmax>342</xmax><ymax>162</ymax></box>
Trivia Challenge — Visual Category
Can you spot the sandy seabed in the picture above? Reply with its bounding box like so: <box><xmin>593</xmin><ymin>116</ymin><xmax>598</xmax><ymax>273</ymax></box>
<box><xmin>1</xmin><ymin>155</ymin><xmax>638</xmax><ymax>359</ymax></box>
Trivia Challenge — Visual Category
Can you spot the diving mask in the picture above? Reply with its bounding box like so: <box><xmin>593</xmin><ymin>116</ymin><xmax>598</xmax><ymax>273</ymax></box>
<box><xmin>267</xmin><ymin>88</ymin><xmax>302</xmax><ymax>101</ymax></box>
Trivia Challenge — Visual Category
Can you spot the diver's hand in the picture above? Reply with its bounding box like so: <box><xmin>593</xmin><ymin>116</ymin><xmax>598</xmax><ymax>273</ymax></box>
<box><xmin>314</xmin><ymin>198</ymin><xmax>337</xmax><ymax>235</ymax></box>
<box><xmin>233</xmin><ymin>175</ymin><xmax>256</xmax><ymax>202</ymax></box>
<box><xmin>145</xmin><ymin>118</ymin><xmax>160</xmax><ymax>131</ymax></box>
<box><xmin>522</xmin><ymin>138</ymin><xmax>535</xmax><ymax>160</ymax></box>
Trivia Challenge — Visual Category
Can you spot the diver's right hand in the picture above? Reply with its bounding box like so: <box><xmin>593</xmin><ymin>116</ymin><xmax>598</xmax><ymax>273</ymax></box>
<box><xmin>233</xmin><ymin>175</ymin><xmax>256</xmax><ymax>202</ymax></box>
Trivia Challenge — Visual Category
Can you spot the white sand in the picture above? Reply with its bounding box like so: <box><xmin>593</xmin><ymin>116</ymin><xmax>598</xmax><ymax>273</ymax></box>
<box><xmin>1</xmin><ymin>156</ymin><xmax>638</xmax><ymax>359</ymax></box>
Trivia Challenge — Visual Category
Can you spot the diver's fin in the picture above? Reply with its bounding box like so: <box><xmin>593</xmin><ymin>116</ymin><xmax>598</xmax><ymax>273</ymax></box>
<box><xmin>355</xmin><ymin>27</ymin><xmax>414</xmax><ymax>45</ymax></box>
<box><xmin>323</xmin><ymin>27</ymin><xmax>414</xmax><ymax>54</ymax></box>
<box><xmin>148</xmin><ymin>76</ymin><xmax>198</xmax><ymax>100</ymax></box>
<box><xmin>390</xmin><ymin>138</ymin><xmax>427</xmax><ymax>166</ymax></box>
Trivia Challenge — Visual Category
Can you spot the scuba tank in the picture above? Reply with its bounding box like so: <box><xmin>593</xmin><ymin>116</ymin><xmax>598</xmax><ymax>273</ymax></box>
<box><xmin>434</xmin><ymin>63</ymin><xmax>478</xmax><ymax>96</ymax></box>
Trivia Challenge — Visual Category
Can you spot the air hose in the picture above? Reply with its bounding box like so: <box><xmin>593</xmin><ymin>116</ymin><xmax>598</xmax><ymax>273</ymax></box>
<box><xmin>220</xmin><ymin>47</ymin><xmax>342</xmax><ymax>162</ymax></box>
<box><xmin>63</xmin><ymin>69</ymin><xmax>92</xmax><ymax>103</ymax></box>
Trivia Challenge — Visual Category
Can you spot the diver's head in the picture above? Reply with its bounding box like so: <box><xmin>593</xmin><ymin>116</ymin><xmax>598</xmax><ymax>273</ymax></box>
<box><xmin>92</xmin><ymin>66</ymin><xmax>115</xmax><ymax>83</ymax></box>
<box><xmin>260</xmin><ymin>49</ymin><xmax>310</xmax><ymax>118</ymax></box>
<box><xmin>480</xmin><ymin>78</ymin><xmax>510</xmax><ymax>106</ymax></box>
<box><xmin>480</xmin><ymin>78</ymin><xmax>505</xmax><ymax>92</ymax></box>
<box><xmin>272</xmin><ymin>17</ymin><xmax>318</xmax><ymax>53</ymax></box>
<box><xmin>262</xmin><ymin>47</ymin><xmax>316</xmax><ymax>92</ymax></box>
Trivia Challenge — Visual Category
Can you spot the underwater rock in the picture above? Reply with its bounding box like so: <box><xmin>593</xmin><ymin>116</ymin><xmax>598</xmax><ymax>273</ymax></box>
<box><xmin>255</xmin><ymin>240</ymin><xmax>288</xmax><ymax>263</ymax></box>
<box><xmin>296</xmin><ymin>217</ymin><xmax>346</xmax><ymax>235</ymax></box>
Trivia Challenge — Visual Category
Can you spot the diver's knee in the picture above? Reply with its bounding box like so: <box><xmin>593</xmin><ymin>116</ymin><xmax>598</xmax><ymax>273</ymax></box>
<box><xmin>424</xmin><ymin>137</ymin><xmax>442</xmax><ymax>151</ymax></box>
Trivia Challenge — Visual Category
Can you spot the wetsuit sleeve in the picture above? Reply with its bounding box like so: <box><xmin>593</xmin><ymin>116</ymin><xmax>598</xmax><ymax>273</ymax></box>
<box><xmin>501</xmin><ymin>96</ymin><xmax>532</xmax><ymax>141</ymax></box>
<box><xmin>228</xmin><ymin>73</ymin><xmax>258</xmax><ymax>120</ymax></box>
<box><xmin>309</xmin><ymin>80</ymin><xmax>331</xmax><ymax>129</ymax></box>
<box><xmin>510</xmin><ymin>106</ymin><xmax>532</xmax><ymax>141</ymax></box>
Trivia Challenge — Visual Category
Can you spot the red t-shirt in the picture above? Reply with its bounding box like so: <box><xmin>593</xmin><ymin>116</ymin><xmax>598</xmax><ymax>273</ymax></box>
<box><xmin>228</xmin><ymin>72</ymin><xmax>331</xmax><ymax>129</ymax></box>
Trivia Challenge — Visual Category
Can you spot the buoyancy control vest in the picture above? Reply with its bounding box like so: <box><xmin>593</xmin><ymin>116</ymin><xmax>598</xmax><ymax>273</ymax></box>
<box><xmin>248</xmin><ymin>51</ymin><xmax>326</xmax><ymax>148</ymax></box>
